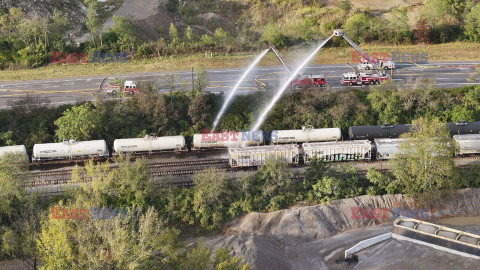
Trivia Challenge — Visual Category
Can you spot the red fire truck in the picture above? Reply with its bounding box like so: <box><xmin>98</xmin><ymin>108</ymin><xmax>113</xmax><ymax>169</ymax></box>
<box><xmin>269</xmin><ymin>45</ymin><xmax>328</xmax><ymax>88</ymax></box>
<box><xmin>341</xmin><ymin>72</ymin><xmax>389</xmax><ymax>86</ymax></box>
<box><xmin>104</xmin><ymin>80</ymin><xmax>139</xmax><ymax>95</ymax></box>
<box><xmin>292</xmin><ymin>74</ymin><xmax>327</xmax><ymax>88</ymax></box>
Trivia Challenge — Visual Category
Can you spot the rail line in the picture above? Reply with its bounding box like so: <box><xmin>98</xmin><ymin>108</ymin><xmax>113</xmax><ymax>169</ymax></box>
<box><xmin>24</xmin><ymin>156</ymin><xmax>480</xmax><ymax>188</ymax></box>
<box><xmin>25</xmin><ymin>164</ymin><xmax>475</xmax><ymax>196</ymax></box>
<box><xmin>25</xmin><ymin>159</ymin><xmax>230</xmax><ymax>187</ymax></box>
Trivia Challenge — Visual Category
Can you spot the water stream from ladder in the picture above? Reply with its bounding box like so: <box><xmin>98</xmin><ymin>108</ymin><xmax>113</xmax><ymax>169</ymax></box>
<box><xmin>250</xmin><ymin>35</ymin><xmax>334</xmax><ymax>132</ymax></box>
<box><xmin>211</xmin><ymin>49</ymin><xmax>270</xmax><ymax>132</ymax></box>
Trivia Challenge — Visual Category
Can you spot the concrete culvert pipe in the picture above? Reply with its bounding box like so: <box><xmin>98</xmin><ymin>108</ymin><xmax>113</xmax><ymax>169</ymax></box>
<box><xmin>399</xmin><ymin>221</ymin><xmax>416</xmax><ymax>228</ymax></box>
<box><xmin>416</xmin><ymin>224</ymin><xmax>438</xmax><ymax>234</ymax></box>
<box><xmin>457</xmin><ymin>235</ymin><xmax>479</xmax><ymax>245</ymax></box>
<box><xmin>437</xmin><ymin>230</ymin><xmax>458</xmax><ymax>240</ymax></box>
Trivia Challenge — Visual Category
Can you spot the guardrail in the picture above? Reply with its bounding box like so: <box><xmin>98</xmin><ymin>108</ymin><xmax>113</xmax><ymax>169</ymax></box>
<box><xmin>344</xmin><ymin>233</ymin><xmax>392</xmax><ymax>258</ymax></box>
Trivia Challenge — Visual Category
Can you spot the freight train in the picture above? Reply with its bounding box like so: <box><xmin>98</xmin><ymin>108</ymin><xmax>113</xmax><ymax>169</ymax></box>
<box><xmin>2</xmin><ymin>121</ymin><xmax>480</xmax><ymax>167</ymax></box>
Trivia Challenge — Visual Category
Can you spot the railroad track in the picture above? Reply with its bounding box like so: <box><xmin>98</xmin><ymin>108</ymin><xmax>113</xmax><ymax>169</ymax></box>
<box><xmin>25</xmin><ymin>156</ymin><xmax>480</xmax><ymax>188</ymax></box>
<box><xmin>26</xmin><ymin>159</ymin><xmax>230</xmax><ymax>187</ymax></box>
<box><xmin>149</xmin><ymin>159</ymin><xmax>229</xmax><ymax>169</ymax></box>
<box><xmin>24</xmin><ymin>164</ymin><xmax>476</xmax><ymax>195</ymax></box>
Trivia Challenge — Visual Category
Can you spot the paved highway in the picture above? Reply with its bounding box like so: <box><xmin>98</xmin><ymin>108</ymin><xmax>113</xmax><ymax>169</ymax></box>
<box><xmin>0</xmin><ymin>61</ymin><xmax>478</xmax><ymax>108</ymax></box>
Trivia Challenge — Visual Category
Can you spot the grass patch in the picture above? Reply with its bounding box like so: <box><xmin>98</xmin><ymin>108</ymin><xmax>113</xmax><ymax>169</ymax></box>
<box><xmin>1</xmin><ymin>42</ymin><xmax>479</xmax><ymax>82</ymax></box>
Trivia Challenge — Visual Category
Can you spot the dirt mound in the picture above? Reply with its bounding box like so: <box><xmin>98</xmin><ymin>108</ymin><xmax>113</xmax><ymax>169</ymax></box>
<box><xmin>232</xmin><ymin>188</ymin><xmax>480</xmax><ymax>242</ymax></box>
<box><xmin>209</xmin><ymin>235</ymin><xmax>292</xmax><ymax>269</ymax></box>
<box><xmin>103</xmin><ymin>0</ymin><xmax>174</xmax><ymax>40</ymax></box>
<box><xmin>208</xmin><ymin>189</ymin><xmax>480</xmax><ymax>269</ymax></box>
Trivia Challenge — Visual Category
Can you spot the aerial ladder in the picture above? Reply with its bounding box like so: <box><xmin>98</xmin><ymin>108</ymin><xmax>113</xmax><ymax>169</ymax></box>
<box><xmin>333</xmin><ymin>30</ymin><xmax>386</xmax><ymax>75</ymax></box>
<box><xmin>269</xmin><ymin>45</ymin><xmax>327</xmax><ymax>88</ymax></box>
<box><xmin>269</xmin><ymin>45</ymin><xmax>292</xmax><ymax>73</ymax></box>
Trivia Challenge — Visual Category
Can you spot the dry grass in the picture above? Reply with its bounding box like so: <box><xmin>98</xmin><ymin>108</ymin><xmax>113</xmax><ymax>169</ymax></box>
<box><xmin>1</xmin><ymin>42</ymin><xmax>479</xmax><ymax>82</ymax></box>
<box><xmin>350</xmin><ymin>0</ymin><xmax>423</xmax><ymax>10</ymax></box>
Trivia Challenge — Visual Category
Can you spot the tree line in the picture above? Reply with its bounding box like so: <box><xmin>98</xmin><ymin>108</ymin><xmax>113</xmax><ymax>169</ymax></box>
<box><xmin>2</xmin><ymin>0</ymin><xmax>480</xmax><ymax>69</ymax></box>
<box><xmin>2</xmin><ymin>81</ymin><xmax>480</xmax><ymax>150</ymax></box>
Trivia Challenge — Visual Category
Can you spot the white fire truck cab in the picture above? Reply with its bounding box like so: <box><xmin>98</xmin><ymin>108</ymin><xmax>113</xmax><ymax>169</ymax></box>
<box><xmin>358</xmin><ymin>59</ymin><xmax>395</xmax><ymax>70</ymax></box>
<box><xmin>123</xmin><ymin>80</ymin><xmax>138</xmax><ymax>94</ymax></box>
<box><xmin>341</xmin><ymin>72</ymin><xmax>389</xmax><ymax>86</ymax></box>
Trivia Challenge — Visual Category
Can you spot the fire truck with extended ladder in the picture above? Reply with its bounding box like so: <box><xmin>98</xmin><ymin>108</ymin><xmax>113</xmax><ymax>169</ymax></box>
<box><xmin>270</xmin><ymin>45</ymin><xmax>327</xmax><ymax>88</ymax></box>
<box><xmin>332</xmin><ymin>30</ymin><xmax>391</xmax><ymax>86</ymax></box>
<box><xmin>100</xmin><ymin>78</ymin><xmax>139</xmax><ymax>95</ymax></box>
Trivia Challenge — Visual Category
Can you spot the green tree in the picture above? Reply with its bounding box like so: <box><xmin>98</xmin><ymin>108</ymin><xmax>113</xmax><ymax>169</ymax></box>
<box><xmin>214</xmin><ymin>28</ymin><xmax>231</xmax><ymax>48</ymax></box>
<box><xmin>200</xmin><ymin>34</ymin><xmax>217</xmax><ymax>48</ymax></box>
<box><xmin>338</xmin><ymin>0</ymin><xmax>352</xmax><ymax>12</ymax></box>
<box><xmin>460</xmin><ymin>165</ymin><xmax>480</xmax><ymax>188</ymax></box>
<box><xmin>214</xmin><ymin>247</ymin><xmax>250</xmax><ymax>270</ymax></box>
<box><xmin>311</xmin><ymin>165</ymin><xmax>363</xmax><ymax>202</ymax></box>
<box><xmin>367</xmin><ymin>86</ymin><xmax>405</xmax><ymax>124</ymax></box>
<box><xmin>0</xmin><ymin>153</ymin><xmax>42</xmax><ymax>269</ymax></box>
<box><xmin>188</xmin><ymin>92</ymin><xmax>212</xmax><ymax>132</ymax></box>
<box><xmin>240</xmin><ymin>159</ymin><xmax>295</xmax><ymax>212</ymax></box>
<box><xmin>54</xmin><ymin>102</ymin><xmax>103</xmax><ymax>141</ymax></box>
<box><xmin>193</xmin><ymin>168</ymin><xmax>234</xmax><ymax>230</ymax></box>
<box><xmin>390</xmin><ymin>117</ymin><xmax>459</xmax><ymax>201</ymax></box>
<box><xmin>85</xmin><ymin>0</ymin><xmax>102</xmax><ymax>47</ymax></box>
<box><xmin>343</xmin><ymin>13</ymin><xmax>371</xmax><ymax>43</ymax></box>
<box><xmin>194</xmin><ymin>64</ymin><xmax>208</xmax><ymax>92</ymax></box>
<box><xmin>448</xmin><ymin>105</ymin><xmax>475</xmax><ymax>122</ymax></box>
<box><xmin>112</xmin><ymin>16</ymin><xmax>138</xmax><ymax>51</ymax></box>
<box><xmin>185</xmin><ymin>25</ymin><xmax>194</xmax><ymax>44</ymax></box>
<box><xmin>168</xmin><ymin>23</ymin><xmax>180</xmax><ymax>51</ymax></box>
<box><xmin>464</xmin><ymin>3</ymin><xmax>480</xmax><ymax>42</ymax></box>
<box><xmin>366</xmin><ymin>168</ymin><xmax>402</xmax><ymax>195</ymax></box>
<box><xmin>300</xmin><ymin>157</ymin><xmax>330</xmax><ymax>201</ymax></box>
<box><xmin>71</xmin><ymin>157</ymin><xmax>154</xmax><ymax>209</ymax></box>
<box><xmin>38</xmin><ymin>206</ymin><xmax>183</xmax><ymax>269</ymax></box>
<box><xmin>261</xmin><ymin>24</ymin><xmax>290</xmax><ymax>48</ymax></box>
<box><xmin>0</xmin><ymin>153</ymin><xmax>29</xmax><ymax>223</ymax></box>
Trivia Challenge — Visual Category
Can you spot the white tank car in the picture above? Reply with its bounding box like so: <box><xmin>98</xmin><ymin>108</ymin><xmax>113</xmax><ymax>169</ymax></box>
<box><xmin>454</xmin><ymin>134</ymin><xmax>480</xmax><ymax>155</ymax></box>
<box><xmin>271</xmin><ymin>126</ymin><xmax>341</xmax><ymax>144</ymax></box>
<box><xmin>229</xmin><ymin>144</ymin><xmax>300</xmax><ymax>168</ymax></box>
<box><xmin>32</xmin><ymin>140</ymin><xmax>109</xmax><ymax>161</ymax></box>
<box><xmin>374</xmin><ymin>138</ymin><xmax>405</xmax><ymax>160</ymax></box>
<box><xmin>0</xmin><ymin>145</ymin><xmax>28</xmax><ymax>160</ymax></box>
<box><xmin>193</xmin><ymin>131</ymin><xmax>264</xmax><ymax>149</ymax></box>
<box><xmin>113</xmin><ymin>135</ymin><xmax>186</xmax><ymax>154</ymax></box>
<box><xmin>303</xmin><ymin>140</ymin><xmax>372</xmax><ymax>162</ymax></box>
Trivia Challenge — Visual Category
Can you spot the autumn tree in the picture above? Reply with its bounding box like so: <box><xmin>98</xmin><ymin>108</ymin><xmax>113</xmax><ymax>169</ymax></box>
<box><xmin>414</xmin><ymin>18</ymin><xmax>432</xmax><ymax>43</ymax></box>
<box><xmin>390</xmin><ymin>117</ymin><xmax>459</xmax><ymax>201</ymax></box>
